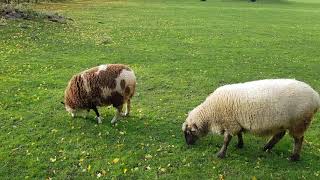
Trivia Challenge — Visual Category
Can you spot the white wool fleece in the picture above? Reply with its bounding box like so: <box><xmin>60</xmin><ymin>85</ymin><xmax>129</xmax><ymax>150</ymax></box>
<box><xmin>186</xmin><ymin>79</ymin><xmax>320</xmax><ymax>136</ymax></box>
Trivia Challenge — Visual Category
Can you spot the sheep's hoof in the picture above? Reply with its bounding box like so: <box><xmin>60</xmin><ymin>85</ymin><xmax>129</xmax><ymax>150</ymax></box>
<box><xmin>263</xmin><ymin>148</ymin><xmax>271</xmax><ymax>153</ymax></box>
<box><xmin>262</xmin><ymin>146</ymin><xmax>272</xmax><ymax>152</ymax></box>
<box><xmin>120</xmin><ymin>112</ymin><xmax>128</xmax><ymax>117</ymax></box>
<box><xmin>96</xmin><ymin>116</ymin><xmax>103</xmax><ymax>124</ymax></box>
<box><xmin>216</xmin><ymin>152</ymin><xmax>226</xmax><ymax>159</ymax></box>
<box><xmin>289</xmin><ymin>154</ymin><xmax>300</xmax><ymax>161</ymax></box>
<box><xmin>111</xmin><ymin>118</ymin><xmax>118</xmax><ymax>124</ymax></box>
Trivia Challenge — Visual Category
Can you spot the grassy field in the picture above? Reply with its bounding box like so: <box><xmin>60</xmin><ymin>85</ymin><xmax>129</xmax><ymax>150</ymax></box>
<box><xmin>1</xmin><ymin>0</ymin><xmax>320</xmax><ymax>179</ymax></box>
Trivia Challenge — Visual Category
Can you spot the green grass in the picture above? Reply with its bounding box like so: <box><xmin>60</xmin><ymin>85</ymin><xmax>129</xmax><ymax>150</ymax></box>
<box><xmin>1</xmin><ymin>0</ymin><xmax>320</xmax><ymax>179</ymax></box>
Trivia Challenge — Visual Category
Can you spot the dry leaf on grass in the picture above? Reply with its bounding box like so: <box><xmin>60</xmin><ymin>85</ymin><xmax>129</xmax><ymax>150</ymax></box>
<box><xmin>112</xmin><ymin>158</ymin><xmax>120</xmax><ymax>164</ymax></box>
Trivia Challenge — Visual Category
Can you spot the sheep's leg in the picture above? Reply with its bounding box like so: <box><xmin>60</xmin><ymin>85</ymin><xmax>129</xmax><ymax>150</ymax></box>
<box><xmin>123</xmin><ymin>99</ymin><xmax>131</xmax><ymax>116</ymax></box>
<box><xmin>121</xmin><ymin>99</ymin><xmax>131</xmax><ymax>117</ymax></box>
<box><xmin>236</xmin><ymin>132</ymin><xmax>244</xmax><ymax>149</ymax></box>
<box><xmin>92</xmin><ymin>107</ymin><xmax>103</xmax><ymax>124</ymax></box>
<box><xmin>127</xmin><ymin>99</ymin><xmax>131</xmax><ymax>115</ymax></box>
<box><xmin>120</xmin><ymin>103</ymin><xmax>127</xmax><ymax>116</ymax></box>
<box><xmin>111</xmin><ymin>105</ymin><xmax>123</xmax><ymax>124</ymax></box>
<box><xmin>263</xmin><ymin>131</ymin><xmax>286</xmax><ymax>151</ymax></box>
<box><xmin>289</xmin><ymin>136</ymin><xmax>304</xmax><ymax>161</ymax></box>
<box><xmin>216</xmin><ymin>133</ymin><xmax>232</xmax><ymax>158</ymax></box>
<box><xmin>287</xmin><ymin>112</ymin><xmax>313</xmax><ymax>161</ymax></box>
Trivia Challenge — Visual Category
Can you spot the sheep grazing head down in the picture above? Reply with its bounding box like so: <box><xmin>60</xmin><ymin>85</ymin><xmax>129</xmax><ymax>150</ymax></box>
<box><xmin>182</xmin><ymin>109</ymin><xmax>210</xmax><ymax>145</ymax></box>
<box><xmin>62</xmin><ymin>64</ymin><xmax>136</xmax><ymax>124</ymax></box>
<box><xmin>62</xmin><ymin>102</ymin><xmax>78</xmax><ymax>117</ymax></box>
<box><xmin>182</xmin><ymin>121</ymin><xmax>200</xmax><ymax>145</ymax></box>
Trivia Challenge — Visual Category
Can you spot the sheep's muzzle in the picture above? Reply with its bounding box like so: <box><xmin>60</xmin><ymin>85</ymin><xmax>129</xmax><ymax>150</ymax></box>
<box><xmin>184</xmin><ymin>131</ymin><xmax>198</xmax><ymax>145</ymax></box>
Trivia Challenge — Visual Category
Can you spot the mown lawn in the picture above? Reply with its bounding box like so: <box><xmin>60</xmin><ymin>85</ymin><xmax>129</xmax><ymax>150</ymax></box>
<box><xmin>1</xmin><ymin>0</ymin><xmax>320</xmax><ymax>179</ymax></box>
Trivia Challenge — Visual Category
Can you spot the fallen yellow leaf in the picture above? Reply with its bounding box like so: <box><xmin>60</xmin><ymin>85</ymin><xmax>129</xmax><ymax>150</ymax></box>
<box><xmin>112</xmin><ymin>158</ymin><xmax>120</xmax><ymax>164</ymax></box>
<box><xmin>145</xmin><ymin>154</ymin><xmax>152</xmax><ymax>159</ymax></box>
<box><xmin>79</xmin><ymin>158</ymin><xmax>84</xmax><ymax>163</ymax></box>
<box><xmin>50</xmin><ymin>157</ymin><xmax>56</xmax><ymax>162</ymax></box>
<box><xmin>219</xmin><ymin>174</ymin><xmax>224</xmax><ymax>180</ymax></box>
<box><xmin>102</xmin><ymin>170</ymin><xmax>107</xmax><ymax>175</ymax></box>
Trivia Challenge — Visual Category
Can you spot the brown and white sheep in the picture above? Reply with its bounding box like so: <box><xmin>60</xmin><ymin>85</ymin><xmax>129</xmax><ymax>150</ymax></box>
<box><xmin>62</xmin><ymin>64</ymin><xmax>136</xmax><ymax>124</ymax></box>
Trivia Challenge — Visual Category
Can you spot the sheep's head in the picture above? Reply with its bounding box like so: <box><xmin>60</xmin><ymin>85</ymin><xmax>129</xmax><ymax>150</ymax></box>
<box><xmin>61</xmin><ymin>101</ymin><xmax>77</xmax><ymax>117</ymax></box>
<box><xmin>182</xmin><ymin>121</ymin><xmax>200</xmax><ymax>145</ymax></box>
<box><xmin>182</xmin><ymin>109</ymin><xmax>209</xmax><ymax>145</ymax></box>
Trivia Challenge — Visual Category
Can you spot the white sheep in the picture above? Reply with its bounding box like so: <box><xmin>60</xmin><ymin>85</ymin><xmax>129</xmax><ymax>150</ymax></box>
<box><xmin>62</xmin><ymin>64</ymin><xmax>136</xmax><ymax>124</ymax></box>
<box><xmin>182</xmin><ymin>79</ymin><xmax>320</xmax><ymax>161</ymax></box>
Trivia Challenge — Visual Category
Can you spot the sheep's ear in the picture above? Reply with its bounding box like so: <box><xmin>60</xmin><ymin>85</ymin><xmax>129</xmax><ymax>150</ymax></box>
<box><xmin>61</xmin><ymin>101</ymin><xmax>65</xmax><ymax>105</ymax></box>
<box><xmin>182</xmin><ymin>122</ymin><xmax>187</xmax><ymax>131</ymax></box>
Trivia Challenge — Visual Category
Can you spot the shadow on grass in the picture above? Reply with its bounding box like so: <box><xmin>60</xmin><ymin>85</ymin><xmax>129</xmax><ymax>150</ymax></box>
<box><xmin>191</xmin><ymin>134</ymin><xmax>320</xmax><ymax>170</ymax></box>
<box><xmin>221</xmin><ymin>0</ymin><xmax>293</xmax><ymax>4</ymax></box>
<box><xmin>254</xmin><ymin>0</ymin><xmax>316</xmax><ymax>6</ymax></box>
<box><xmin>222</xmin><ymin>0</ymin><xmax>320</xmax><ymax>6</ymax></box>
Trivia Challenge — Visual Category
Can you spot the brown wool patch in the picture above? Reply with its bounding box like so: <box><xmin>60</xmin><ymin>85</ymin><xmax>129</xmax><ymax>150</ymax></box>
<box><xmin>107</xmin><ymin>79</ymin><xmax>116</xmax><ymax>89</ymax></box>
<box><xmin>130</xmin><ymin>83</ymin><xmax>136</xmax><ymax>98</ymax></box>
<box><xmin>101</xmin><ymin>95</ymin><xmax>112</xmax><ymax>106</ymax></box>
<box><xmin>125</xmin><ymin>86</ymin><xmax>131</xmax><ymax>96</ymax></box>
<box><xmin>98</xmin><ymin>64</ymin><xmax>129</xmax><ymax>89</ymax></box>
<box><xmin>110</xmin><ymin>91</ymin><xmax>124</xmax><ymax>108</ymax></box>
<box><xmin>82</xmin><ymin>69</ymin><xmax>102</xmax><ymax>104</ymax></box>
<box><xmin>65</xmin><ymin>75</ymin><xmax>88</xmax><ymax>109</ymax></box>
<box><xmin>120</xmin><ymin>79</ymin><xmax>126</xmax><ymax>89</ymax></box>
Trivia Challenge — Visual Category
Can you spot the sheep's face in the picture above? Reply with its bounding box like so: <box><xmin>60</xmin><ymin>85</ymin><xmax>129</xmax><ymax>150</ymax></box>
<box><xmin>182</xmin><ymin>121</ymin><xmax>200</xmax><ymax>145</ymax></box>
<box><xmin>64</xmin><ymin>104</ymin><xmax>77</xmax><ymax>117</ymax></box>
